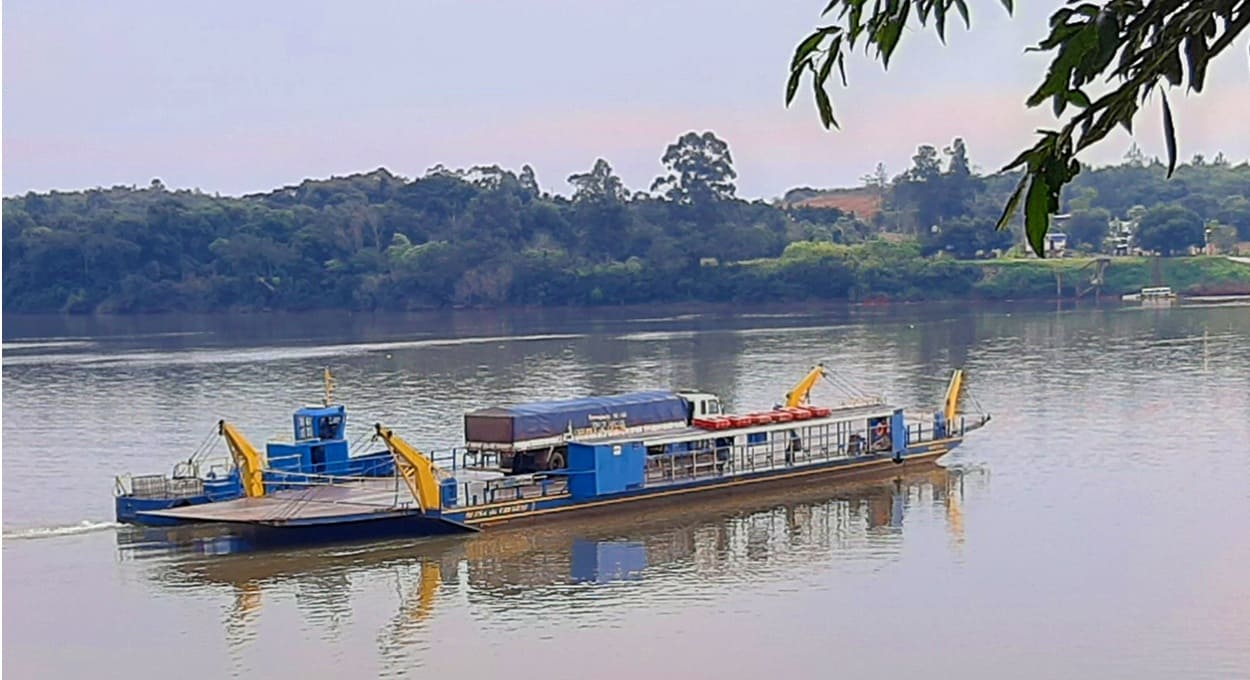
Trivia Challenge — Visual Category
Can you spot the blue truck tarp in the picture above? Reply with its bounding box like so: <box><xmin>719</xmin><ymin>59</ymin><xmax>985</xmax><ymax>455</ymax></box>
<box><xmin>464</xmin><ymin>390</ymin><xmax>688</xmax><ymax>445</ymax></box>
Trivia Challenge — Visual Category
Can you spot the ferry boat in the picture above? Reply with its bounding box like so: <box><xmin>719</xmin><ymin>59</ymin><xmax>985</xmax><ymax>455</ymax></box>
<box><xmin>115</xmin><ymin>365</ymin><xmax>990</xmax><ymax>543</ymax></box>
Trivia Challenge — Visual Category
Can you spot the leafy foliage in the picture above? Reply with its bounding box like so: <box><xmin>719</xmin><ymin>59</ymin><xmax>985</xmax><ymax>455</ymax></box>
<box><xmin>4</xmin><ymin>137</ymin><xmax>1248</xmax><ymax>313</ymax></box>
<box><xmin>1062</xmin><ymin>208</ymin><xmax>1113</xmax><ymax>250</ymax></box>
<box><xmin>650</xmin><ymin>131</ymin><xmax>738</xmax><ymax>204</ymax></box>
<box><xmin>787</xmin><ymin>0</ymin><xmax>1250</xmax><ymax>256</ymax></box>
<box><xmin>1134</xmin><ymin>204</ymin><xmax>1205</xmax><ymax>254</ymax></box>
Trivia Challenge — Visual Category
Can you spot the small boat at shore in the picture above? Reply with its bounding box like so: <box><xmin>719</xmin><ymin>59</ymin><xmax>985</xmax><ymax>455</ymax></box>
<box><xmin>115</xmin><ymin>365</ymin><xmax>990</xmax><ymax>546</ymax></box>
<box><xmin>1122</xmin><ymin>286</ymin><xmax>1177</xmax><ymax>305</ymax></box>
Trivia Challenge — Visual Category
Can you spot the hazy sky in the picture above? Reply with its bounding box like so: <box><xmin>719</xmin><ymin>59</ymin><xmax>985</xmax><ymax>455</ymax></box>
<box><xmin>4</xmin><ymin>0</ymin><xmax>1248</xmax><ymax>199</ymax></box>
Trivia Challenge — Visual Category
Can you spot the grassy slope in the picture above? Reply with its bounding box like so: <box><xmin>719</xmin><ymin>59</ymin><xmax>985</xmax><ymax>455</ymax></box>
<box><xmin>970</xmin><ymin>256</ymin><xmax>1250</xmax><ymax>298</ymax></box>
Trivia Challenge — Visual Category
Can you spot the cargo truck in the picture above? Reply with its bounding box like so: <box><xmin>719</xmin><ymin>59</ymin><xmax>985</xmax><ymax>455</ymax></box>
<box><xmin>464</xmin><ymin>390</ymin><xmax>724</xmax><ymax>473</ymax></box>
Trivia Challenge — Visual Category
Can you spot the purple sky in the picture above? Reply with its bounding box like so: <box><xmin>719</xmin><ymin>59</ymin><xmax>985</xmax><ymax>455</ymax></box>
<box><xmin>4</xmin><ymin>0</ymin><xmax>1248</xmax><ymax>199</ymax></box>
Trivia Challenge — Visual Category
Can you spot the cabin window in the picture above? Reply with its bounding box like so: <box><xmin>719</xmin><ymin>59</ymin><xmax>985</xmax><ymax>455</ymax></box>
<box><xmin>297</xmin><ymin>416</ymin><xmax>314</xmax><ymax>440</ymax></box>
<box><xmin>747</xmin><ymin>432</ymin><xmax>767</xmax><ymax>445</ymax></box>
<box><xmin>706</xmin><ymin>401</ymin><xmax>721</xmax><ymax>415</ymax></box>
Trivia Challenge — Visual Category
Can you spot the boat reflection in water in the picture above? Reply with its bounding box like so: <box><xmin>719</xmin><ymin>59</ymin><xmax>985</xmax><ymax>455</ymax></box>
<box><xmin>117</xmin><ymin>461</ymin><xmax>981</xmax><ymax>669</ymax></box>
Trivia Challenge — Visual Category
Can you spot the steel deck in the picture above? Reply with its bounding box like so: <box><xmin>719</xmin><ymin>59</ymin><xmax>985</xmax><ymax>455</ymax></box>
<box><xmin>140</xmin><ymin>479</ymin><xmax>413</xmax><ymax>524</ymax></box>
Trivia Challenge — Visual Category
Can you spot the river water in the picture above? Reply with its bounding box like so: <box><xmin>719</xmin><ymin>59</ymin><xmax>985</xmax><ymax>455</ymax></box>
<box><xmin>3</xmin><ymin>301</ymin><xmax>1248</xmax><ymax>679</ymax></box>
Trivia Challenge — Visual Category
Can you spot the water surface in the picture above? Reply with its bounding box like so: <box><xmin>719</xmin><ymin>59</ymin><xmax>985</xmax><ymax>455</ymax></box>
<box><xmin>4</xmin><ymin>301</ymin><xmax>1248</xmax><ymax>679</ymax></box>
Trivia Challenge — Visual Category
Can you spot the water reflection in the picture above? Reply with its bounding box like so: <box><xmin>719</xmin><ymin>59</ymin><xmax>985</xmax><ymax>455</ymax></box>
<box><xmin>118</xmin><ymin>462</ymin><xmax>980</xmax><ymax>671</ymax></box>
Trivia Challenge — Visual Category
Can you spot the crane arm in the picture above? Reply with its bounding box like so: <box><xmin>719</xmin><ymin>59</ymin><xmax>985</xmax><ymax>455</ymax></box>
<box><xmin>374</xmin><ymin>424</ymin><xmax>442</xmax><ymax>512</ymax></box>
<box><xmin>219</xmin><ymin>420</ymin><xmax>266</xmax><ymax>498</ymax></box>
<box><xmin>943</xmin><ymin>369</ymin><xmax>964</xmax><ymax>424</ymax></box>
<box><xmin>784</xmin><ymin>363</ymin><xmax>827</xmax><ymax>408</ymax></box>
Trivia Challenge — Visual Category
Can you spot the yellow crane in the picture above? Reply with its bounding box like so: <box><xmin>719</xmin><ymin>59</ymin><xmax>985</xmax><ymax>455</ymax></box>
<box><xmin>218</xmin><ymin>420</ymin><xmax>266</xmax><ymax>498</ymax></box>
<box><xmin>373</xmin><ymin>424</ymin><xmax>443</xmax><ymax>513</ymax></box>
<box><xmin>784</xmin><ymin>363</ymin><xmax>828</xmax><ymax>408</ymax></box>
<box><xmin>943</xmin><ymin>369</ymin><xmax>964</xmax><ymax>424</ymax></box>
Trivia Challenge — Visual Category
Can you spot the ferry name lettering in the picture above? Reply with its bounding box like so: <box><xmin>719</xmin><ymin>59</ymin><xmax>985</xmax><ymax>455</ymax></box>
<box><xmin>464</xmin><ymin>502</ymin><xmax>534</xmax><ymax>521</ymax></box>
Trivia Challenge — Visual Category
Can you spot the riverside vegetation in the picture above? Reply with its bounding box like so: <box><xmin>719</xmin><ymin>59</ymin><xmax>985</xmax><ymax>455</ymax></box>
<box><xmin>4</xmin><ymin>133</ymin><xmax>1249</xmax><ymax>313</ymax></box>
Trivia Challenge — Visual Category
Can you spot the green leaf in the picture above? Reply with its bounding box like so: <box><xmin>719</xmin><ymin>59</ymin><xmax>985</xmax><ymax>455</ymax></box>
<box><xmin>1161</xmin><ymin>90</ymin><xmax>1177</xmax><ymax>178</ymax></box>
<box><xmin>848</xmin><ymin>4</ymin><xmax>864</xmax><ymax>44</ymax></box>
<box><xmin>1162</xmin><ymin>49</ymin><xmax>1183</xmax><ymax>86</ymax></box>
<box><xmin>792</xmin><ymin>29</ymin><xmax>829</xmax><ymax>70</ymax></box>
<box><xmin>1073</xmin><ymin>3</ymin><xmax>1099</xmax><ymax>19</ymax></box>
<box><xmin>996</xmin><ymin>173</ymin><xmax>1029</xmax><ymax>231</ymax></box>
<box><xmin>1049</xmin><ymin>8</ymin><xmax>1074</xmax><ymax>30</ymax></box>
<box><xmin>953</xmin><ymin>0</ymin><xmax>970</xmax><ymax>27</ymax></box>
<box><xmin>1092</xmin><ymin>9</ymin><xmax>1120</xmax><ymax>72</ymax></box>
<box><xmin>785</xmin><ymin>65</ymin><xmax>805</xmax><ymax>105</ymax></box>
<box><xmin>935</xmin><ymin>0</ymin><xmax>948</xmax><ymax>42</ymax></box>
<box><xmin>1184</xmin><ymin>36</ymin><xmax>1209</xmax><ymax>92</ymax></box>
<box><xmin>1067</xmin><ymin>89</ymin><xmax>1091</xmax><ymax>108</ymax></box>
<box><xmin>817</xmin><ymin>43</ymin><xmax>837</xmax><ymax>90</ymax></box>
<box><xmin>814</xmin><ymin>80</ymin><xmax>836</xmax><ymax>129</ymax></box>
<box><xmin>877</xmin><ymin>18</ymin><xmax>904</xmax><ymax>68</ymax></box>
<box><xmin>1024</xmin><ymin>174</ymin><xmax>1051</xmax><ymax>257</ymax></box>
<box><xmin>999</xmin><ymin>0</ymin><xmax>1014</xmax><ymax>14</ymax></box>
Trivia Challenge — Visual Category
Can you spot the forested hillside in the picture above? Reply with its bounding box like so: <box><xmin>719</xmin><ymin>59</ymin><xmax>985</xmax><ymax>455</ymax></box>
<box><xmin>4</xmin><ymin>132</ymin><xmax>1248</xmax><ymax>313</ymax></box>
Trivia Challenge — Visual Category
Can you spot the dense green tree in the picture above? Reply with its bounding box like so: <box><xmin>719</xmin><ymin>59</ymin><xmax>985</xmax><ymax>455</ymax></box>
<box><xmin>519</xmin><ymin>164</ymin><xmax>541</xmax><ymax>199</ymax></box>
<box><xmin>1207</xmin><ymin>223</ymin><xmax>1239</xmax><ymax>252</ymax></box>
<box><xmin>923</xmin><ymin>217</ymin><xmax>1013</xmax><ymax>259</ymax></box>
<box><xmin>3</xmin><ymin>148</ymin><xmax>1246</xmax><ymax>313</ymax></box>
<box><xmin>567</xmin><ymin>159</ymin><xmax>633</xmax><ymax>260</ymax></box>
<box><xmin>891</xmin><ymin>139</ymin><xmax>985</xmax><ymax>234</ymax></box>
<box><xmin>568</xmin><ymin>159</ymin><xmax>627</xmax><ymax>203</ymax></box>
<box><xmin>1135</xmin><ymin>204</ymin><xmax>1205</xmax><ymax>255</ymax></box>
<box><xmin>650</xmin><ymin>132</ymin><xmax>737</xmax><ymax>204</ymax></box>
<box><xmin>1064</xmin><ymin>209</ymin><xmax>1113</xmax><ymax>251</ymax></box>
<box><xmin>1218</xmin><ymin>195</ymin><xmax>1250</xmax><ymax>239</ymax></box>
<box><xmin>942</xmin><ymin>138</ymin><xmax>981</xmax><ymax>218</ymax></box>
<box><xmin>891</xmin><ymin>145</ymin><xmax>943</xmax><ymax>232</ymax></box>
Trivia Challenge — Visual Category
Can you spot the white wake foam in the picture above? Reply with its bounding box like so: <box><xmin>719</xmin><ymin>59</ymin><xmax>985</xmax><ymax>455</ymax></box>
<box><xmin>3</xmin><ymin>520</ymin><xmax>121</xmax><ymax>540</ymax></box>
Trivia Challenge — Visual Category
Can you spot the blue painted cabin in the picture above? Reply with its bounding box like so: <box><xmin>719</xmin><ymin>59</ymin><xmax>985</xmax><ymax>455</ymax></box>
<box><xmin>115</xmin><ymin>402</ymin><xmax>395</xmax><ymax>524</ymax></box>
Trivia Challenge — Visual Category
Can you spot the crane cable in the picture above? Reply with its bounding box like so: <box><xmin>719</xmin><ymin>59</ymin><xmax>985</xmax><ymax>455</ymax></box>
<box><xmin>187</xmin><ymin>426</ymin><xmax>221</xmax><ymax>465</ymax></box>
<box><xmin>816</xmin><ymin>362</ymin><xmax>872</xmax><ymax>401</ymax></box>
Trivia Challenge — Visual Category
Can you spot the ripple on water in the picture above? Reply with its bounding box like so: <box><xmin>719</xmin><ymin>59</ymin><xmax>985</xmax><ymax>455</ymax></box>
<box><xmin>2</xmin><ymin>304</ymin><xmax>1248</xmax><ymax>680</ymax></box>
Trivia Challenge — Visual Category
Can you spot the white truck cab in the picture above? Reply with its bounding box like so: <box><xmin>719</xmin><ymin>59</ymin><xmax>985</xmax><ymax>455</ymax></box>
<box><xmin>677</xmin><ymin>392</ymin><xmax>723</xmax><ymax>421</ymax></box>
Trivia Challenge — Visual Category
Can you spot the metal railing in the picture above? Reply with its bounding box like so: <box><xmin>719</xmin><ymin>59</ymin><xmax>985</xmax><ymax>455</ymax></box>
<box><xmin>118</xmin><ymin>473</ymin><xmax>207</xmax><ymax>500</ymax></box>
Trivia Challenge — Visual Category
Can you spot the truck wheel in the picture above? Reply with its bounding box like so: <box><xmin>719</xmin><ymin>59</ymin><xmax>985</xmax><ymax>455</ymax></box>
<box><xmin>547</xmin><ymin>452</ymin><xmax>566</xmax><ymax>471</ymax></box>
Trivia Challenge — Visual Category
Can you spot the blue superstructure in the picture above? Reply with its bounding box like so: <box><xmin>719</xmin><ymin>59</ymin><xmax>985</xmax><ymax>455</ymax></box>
<box><xmin>115</xmin><ymin>386</ymin><xmax>395</xmax><ymax>524</ymax></box>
